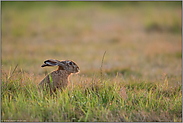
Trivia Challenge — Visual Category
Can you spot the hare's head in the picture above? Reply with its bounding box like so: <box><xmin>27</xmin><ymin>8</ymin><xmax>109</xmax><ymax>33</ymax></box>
<box><xmin>41</xmin><ymin>59</ymin><xmax>80</xmax><ymax>73</ymax></box>
<box><xmin>58</xmin><ymin>60</ymin><xmax>80</xmax><ymax>73</ymax></box>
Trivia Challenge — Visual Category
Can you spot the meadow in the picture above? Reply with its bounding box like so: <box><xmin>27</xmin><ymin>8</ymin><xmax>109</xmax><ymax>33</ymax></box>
<box><xmin>1</xmin><ymin>1</ymin><xmax>182</xmax><ymax>122</ymax></box>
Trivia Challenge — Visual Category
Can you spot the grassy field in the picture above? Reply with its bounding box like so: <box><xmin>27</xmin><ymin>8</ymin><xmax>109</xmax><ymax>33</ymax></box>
<box><xmin>1</xmin><ymin>1</ymin><xmax>182</xmax><ymax>122</ymax></box>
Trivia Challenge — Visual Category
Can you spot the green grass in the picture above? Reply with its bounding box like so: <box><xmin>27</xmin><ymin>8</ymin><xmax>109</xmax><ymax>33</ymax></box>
<box><xmin>1</xmin><ymin>1</ymin><xmax>182</xmax><ymax>122</ymax></box>
<box><xmin>1</xmin><ymin>67</ymin><xmax>182</xmax><ymax>122</ymax></box>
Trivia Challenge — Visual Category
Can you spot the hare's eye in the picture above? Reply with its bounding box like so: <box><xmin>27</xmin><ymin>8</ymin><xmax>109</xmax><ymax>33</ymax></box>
<box><xmin>69</xmin><ymin>62</ymin><xmax>72</xmax><ymax>65</ymax></box>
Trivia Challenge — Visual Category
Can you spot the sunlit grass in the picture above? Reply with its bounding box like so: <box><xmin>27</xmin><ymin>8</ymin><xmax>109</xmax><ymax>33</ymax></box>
<box><xmin>1</xmin><ymin>68</ymin><xmax>182</xmax><ymax>122</ymax></box>
<box><xmin>1</xmin><ymin>1</ymin><xmax>182</xmax><ymax>122</ymax></box>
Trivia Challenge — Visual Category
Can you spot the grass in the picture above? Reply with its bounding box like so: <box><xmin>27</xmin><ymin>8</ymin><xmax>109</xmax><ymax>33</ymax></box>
<box><xmin>1</xmin><ymin>68</ymin><xmax>182</xmax><ymax>122</ymax></box>
<box><xmin>1</xmin><ymin>1</ymin><xmax>182</xmax><ymax>122</ymax></box>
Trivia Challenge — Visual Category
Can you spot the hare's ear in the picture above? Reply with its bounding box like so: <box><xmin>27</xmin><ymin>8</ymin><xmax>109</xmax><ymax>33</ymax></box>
<box><xmin>41</xmin><ymin>59</ymin><xmax>60</xmax><ymax>67</ymax></box>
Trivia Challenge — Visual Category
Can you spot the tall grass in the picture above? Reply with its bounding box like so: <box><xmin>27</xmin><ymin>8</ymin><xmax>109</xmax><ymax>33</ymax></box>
<box><xmin>1</xmin><ymin>67</ymin><xmax>182</xmax><ymax>122</ymax></box>
<box><xmin>1</xmin><ymin>1</ymin><xmax>182</xmax><ymax>122</ymax></box>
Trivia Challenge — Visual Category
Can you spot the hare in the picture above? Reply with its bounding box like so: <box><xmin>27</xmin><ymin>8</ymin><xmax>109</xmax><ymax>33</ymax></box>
<box><xmin>38</xmin><ymin>59</ymin><xmax>80</xmax><ymax>94</ymax></box>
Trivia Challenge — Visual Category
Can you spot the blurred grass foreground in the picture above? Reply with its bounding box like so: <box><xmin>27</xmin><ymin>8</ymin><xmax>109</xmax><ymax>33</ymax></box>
<box><xmin>1</xmin><ymin>1</ymin><xmax>182</xmax><ymax>122</ymax></box>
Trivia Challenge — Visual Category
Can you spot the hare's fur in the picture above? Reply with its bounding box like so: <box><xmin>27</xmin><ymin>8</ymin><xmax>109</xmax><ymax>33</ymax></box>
<box><xmin>38</xmin><ymin>59</ymin><xmax>79</xmax><ymax>94</ymax></box>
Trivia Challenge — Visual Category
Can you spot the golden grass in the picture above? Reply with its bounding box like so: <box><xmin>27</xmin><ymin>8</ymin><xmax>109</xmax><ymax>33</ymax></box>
<box><xmin>1</xmin><ymin>1</ymin><xmax>182</xmax><ymax>122</ymax></box>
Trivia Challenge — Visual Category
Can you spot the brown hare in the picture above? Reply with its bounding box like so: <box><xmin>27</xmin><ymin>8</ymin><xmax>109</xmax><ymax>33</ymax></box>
<box><xmin>38</xmin><ymin>59</ymin><xmax>80</xmax><ymax>94</ymax></box>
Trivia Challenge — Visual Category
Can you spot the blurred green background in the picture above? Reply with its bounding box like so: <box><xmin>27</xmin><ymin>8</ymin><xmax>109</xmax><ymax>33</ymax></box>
<box><xmin>1</xmin><ymin>1</ymin><xmax>182</xmax><ymax>83</ymax></box>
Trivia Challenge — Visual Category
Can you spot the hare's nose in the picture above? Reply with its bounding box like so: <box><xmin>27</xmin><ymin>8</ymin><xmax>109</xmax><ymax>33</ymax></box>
<box><xmin>76</xmin><ymin>67</ymin><xmax>80</xmax><ymax>72</ymax></box>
